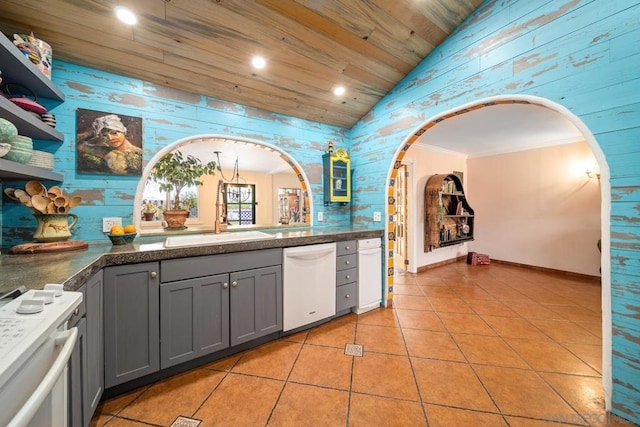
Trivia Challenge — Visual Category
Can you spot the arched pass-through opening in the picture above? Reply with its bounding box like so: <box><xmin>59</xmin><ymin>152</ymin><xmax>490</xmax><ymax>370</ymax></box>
<box><xmin>385</xmin><ymin>95</ymin><xmax>612</xmax><ymax>409</ymax></box>
<box><xmin>133</xmin><ymin>134</ymin><xmax>314</xmax><ymax>232</ymax></box>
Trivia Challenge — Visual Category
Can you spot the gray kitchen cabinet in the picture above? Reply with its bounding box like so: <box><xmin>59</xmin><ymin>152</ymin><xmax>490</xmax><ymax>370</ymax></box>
<box><xmin>85</xmin><ymin>270</ymin><xmax>104</xmax><ymax>422</ymax></box>
<box><xmin>104</xmin><ymin>262</ymin><xmax>160</xmax><ymax>388</ymax></box>
<box><xmin>160</xmin><ymin>274</ymin><xmax>229</xmax><ymax>369</ymax></box>
<box><xmin>230</xmin><ymin>265</ymin><xmax>282</xmax><ymax>346</ymax></box>
<box><xmin>159</xmin><ymin>249</ymin><xmax>282</xmax><ymax>366</ymax></box>
<box><xmin>68</xmin><ymin>270</ymin><xmax>104</xmax><ymax>427</ymax></box>
<box><xmin>335</xmin><ymin>240</ymin><xmax>357</xmax><ymax>314</ymax></box>
<box><xmin>68</xmin><ymin>316</ymin><xmax>86</xmax><ymax>427</ymax></box>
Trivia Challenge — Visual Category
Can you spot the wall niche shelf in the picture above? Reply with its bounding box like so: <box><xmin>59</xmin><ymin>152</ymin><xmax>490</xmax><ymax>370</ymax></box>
<box><xmin>0</xmin><ymin>31</ymin><xmax>65</xmax><ymax>181</ymax></box>
<box><xmin>323</xmin><ymin>148</ymin><xmax>351</xmax><ymax>205</ymax></box>
<box><xmin>424</xmin><ymin>173</ymin><xmax>475</xmax><ymax>251</ymax></box>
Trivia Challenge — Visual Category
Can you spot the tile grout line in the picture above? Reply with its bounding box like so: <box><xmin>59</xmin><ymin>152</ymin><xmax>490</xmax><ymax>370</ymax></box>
<box><xmin>263</xmin><ymin>330</ymin><xmax>307</xmax><ymax>426</ymax></box>
<box><xmin>394</xmin><ymin>303</ymin><xmax>431</xmax><ymax>425</ymax></box>
<box><xmin>427</xmin><ymin>289</ymin><xmax>509</xmax><ymax>425</ymax></box>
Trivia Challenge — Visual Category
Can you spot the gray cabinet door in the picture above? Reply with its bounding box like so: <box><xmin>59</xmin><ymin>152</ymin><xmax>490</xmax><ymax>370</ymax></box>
<box><xmin>230</xmin><ymin>265</ymin><xmax>282</xmax><ymax>346</ymax></box>
<box><xmin>104</xmin><ymin>262</ymin><xmax>160</xmax><ymax>388</ymax></box>
<box><xmin>68</xmin><ymin>316</ymin><xmax>86</xmax><ymax>427</ymax></box>
<box><xmin>85</xmin><ymin>270</ymin><xmax>104</xmax><ymax>422</ymax></box>
<box><xmin>160</xmin><ymin>274</ymin><xmax>230</xmax><ymax>368</ymax></box>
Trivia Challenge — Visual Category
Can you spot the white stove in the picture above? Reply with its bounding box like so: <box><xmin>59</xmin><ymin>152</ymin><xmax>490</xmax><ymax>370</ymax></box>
<box><xmin>0</xmin><ymin>285</ymin><xmax>82</xmax><ymax>427</ymax></box>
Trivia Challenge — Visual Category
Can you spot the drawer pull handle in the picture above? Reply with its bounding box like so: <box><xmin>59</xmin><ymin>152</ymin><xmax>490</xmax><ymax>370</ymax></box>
<box><xmin>223</xmin><ymin>282</ymin><xmax>229</xmax><ymax>289</ymax></box>
<box><xmin>73</xmin><ymin>308</ymin><xmax>79</xmax><ymax>316</ymax></box>
<box><xmin>150</xmin><ymin>271</ymin><xmax>157</xmax><ymax>278</ymax></box>
<box><xmin>345</xmin><ymin>294</ymin><xmax>350</xmax><ymax>299</ymax></box>
<box><xmin>345</xmin><ymin>260</ymin><xmax>350</xmax><ymax>265</ymax></box>
<box><xmin>345</xmin><ymin>246</ymin><xmax>350</xmax><ymax>250</ymax></box>
<box><xmin>345</xmin><ymin>275</ymin><xmax>350</xmax><ymax>280</ymax></box>
<box><xmin>232</xmin><ymin>281</ymin><xmax>238</xmax><ymax>287</ymax></box>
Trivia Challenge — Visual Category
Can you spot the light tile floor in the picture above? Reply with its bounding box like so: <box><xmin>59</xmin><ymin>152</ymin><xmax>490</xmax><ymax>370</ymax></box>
<box><xmin>91</xmin><ymin>262</ymin><xmax>637</xmax><ymax>426</ymax></box>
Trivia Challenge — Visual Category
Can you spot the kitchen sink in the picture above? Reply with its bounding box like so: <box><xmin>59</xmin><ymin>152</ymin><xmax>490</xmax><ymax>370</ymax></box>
<box><xmin>163</xmin><ymin>230</ymin><xmax>273</xmax><ymax>248</ymax></box>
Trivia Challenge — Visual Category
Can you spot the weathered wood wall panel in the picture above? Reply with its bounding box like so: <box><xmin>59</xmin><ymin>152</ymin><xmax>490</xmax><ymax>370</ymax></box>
<box><xmin>347</xmin><ymin>0</ymin><xmax>640</xmax><ymax>422</ymax></box>
<box><xmin>1</xmin><ymin>61</ymin><xmax>349</xmax><ymax>246</ymax></box>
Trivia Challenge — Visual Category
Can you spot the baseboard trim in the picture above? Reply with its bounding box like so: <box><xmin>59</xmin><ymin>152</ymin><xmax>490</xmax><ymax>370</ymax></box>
<box><xmin>489</xmin><ymin>258</ymin><xmax>601</xmax><ymax>283</ymax></box>
<box><xmin>415</xmin><ymin>256</ymin><xmax>601</xmax><ymax>283</ymax></box>
<box><xmin>416</xmin><ymin>255</ymin><xmax>466</xmax><ymax>273</ymax></box>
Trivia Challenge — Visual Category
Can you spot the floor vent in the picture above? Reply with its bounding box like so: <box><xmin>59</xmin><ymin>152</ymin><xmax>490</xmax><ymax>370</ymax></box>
<box><xmin>171</xmin><ymin>416</ymin><xmax>201</xmax><ymax>427</ymax></box>
<box><xmin>345</xmin><ymin>343</ymin><xmax>364</xmax><ymax>357</ymax></box>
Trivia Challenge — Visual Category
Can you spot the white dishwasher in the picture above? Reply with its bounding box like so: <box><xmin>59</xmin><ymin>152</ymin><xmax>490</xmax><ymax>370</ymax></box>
<box><xmin>283</xmin><ymin>243</ymin><xmax>336</xmax><ymax>331</ymax></box>
<box><xmin>355</xmin><ymin>238</ymin><xmax>382</xmax><ymax>314</ymax></box>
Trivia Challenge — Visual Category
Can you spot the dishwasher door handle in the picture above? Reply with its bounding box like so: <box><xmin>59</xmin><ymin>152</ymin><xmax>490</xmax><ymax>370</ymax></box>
<box><xmin>284</xmin><ymin>246</ymin><xmax>336</xmax><ymax>261</ymax></box>
<box><xmin>358</xmin><ymin>247</ymin><xmax>381</xmax><ymax>256</ymax></box>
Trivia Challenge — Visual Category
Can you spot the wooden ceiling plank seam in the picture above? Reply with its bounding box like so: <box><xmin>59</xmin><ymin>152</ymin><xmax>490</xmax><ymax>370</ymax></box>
<box><xmin>3</xmin><ymin>0</ymin><xmax>135</xmax><ymax>40</ymax></box>
<box><xmin>57</xmin><ymin>47</ymin><xmax>365</xmax><ymax>127</ymax></box>
<box><xmin>342</xmin><ymin>64</ymin><xmax>397</xmax><ymax>94</ymax></box>
<box><xmin>417</xmin><ymin>0</ymin><xmax>484</xmax><ymax>34</ymax></box>
<box><xmin>0</xmin><ymin>19</ymin><xmax>164</xmax><ymax>63</ymax></box>
<box><xmin>0</xmin><ymin>0</ymin><xmax>478</xmax><ymax>128</ymax></box>
<box><xmin>166</xmin><ymin>0</ymin><xmax>403</xmax><ymax>84</ymax></box>
<box><xmin>132</xmin><ymin>24</ymin><xmax>385</xmax><ymax>104</ymax></box>
<box><xmin>132</xmin><ymin>25</ymin><xmax>359</xmax><ymax>96</ymax></box>
<box><xmin>371</xmin><ymin>0</ymin><xmax>449</xmax><ymax>47</ymax></box>
<box><xmin>299</xmin><ymin>0</ymin><xmax>433</xmax><ymax>65</ymax></box>
<box><xmin>159</xmin><ymin>2</ymin><xmax>354</xmax><ymax>88</ymax></box>
<box><xmin>254</xmin><ymin>0</ymin><xmax>415</xmax><ymax>73</ymax></box>
<box><xmin>163</xmin><ymin>52</ymin><xmax>379</xmax><ymax>111</ymax></box>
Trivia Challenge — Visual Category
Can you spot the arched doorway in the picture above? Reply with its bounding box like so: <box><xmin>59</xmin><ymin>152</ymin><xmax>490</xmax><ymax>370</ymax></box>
<box><xmin>384</xmin><ymin>95</ymin><xmax>612</xmax><ymax>408</ymax></box>
<box><xmin>134</xmin><ymin>134</ymin><xmax>314</xmax><ymax>232</ymax></box>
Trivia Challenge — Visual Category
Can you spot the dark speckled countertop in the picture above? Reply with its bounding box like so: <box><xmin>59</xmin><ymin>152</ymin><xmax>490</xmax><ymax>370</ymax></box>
<box><xmin>0</xmin><ymin>226</ymin><xmax>383</xmax><ymax>294</ymax></box>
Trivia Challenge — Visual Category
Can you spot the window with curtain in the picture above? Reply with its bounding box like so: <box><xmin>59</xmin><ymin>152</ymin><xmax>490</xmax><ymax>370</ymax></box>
<box><xmin>224</xmin><ymin>183</ymin><xmax>255</xmax><ymax>225</ymax></box>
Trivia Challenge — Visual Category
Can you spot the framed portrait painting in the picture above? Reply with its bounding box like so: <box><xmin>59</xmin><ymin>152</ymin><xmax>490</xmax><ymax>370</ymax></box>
<box><xmin>76</xmin><ymin>108</ymin><xmax>143</xmax><ymax>175</ymax></box>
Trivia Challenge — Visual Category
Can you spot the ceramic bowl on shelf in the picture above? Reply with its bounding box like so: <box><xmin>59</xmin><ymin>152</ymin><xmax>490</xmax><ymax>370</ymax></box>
<box><xmin>108</xmin><ymin>232</ymin><xmax>137</xmax><ymax>245</ymax></box>
<box><xmin>0</xmin><ymin>142</ymin><xmax>10</xmax><ymax>158</ymax></box>
<box><xmin>0</xmin><ymin>118</ymin><xmax>18</xmax><ymax>142</ymax></box>
<box><xmin>4</xmin><ymin>146</ymin><xmax>33</xmax><ymax>164</ymax></box>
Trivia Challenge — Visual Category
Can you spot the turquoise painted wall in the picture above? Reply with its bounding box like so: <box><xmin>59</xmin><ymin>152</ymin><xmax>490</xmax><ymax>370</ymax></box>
<box><xmin>347</xmin><ymin>0</ymin><xmax>640</xmax><ymax>422</ymax></box>
<box><xmin>1</xmin><ymin>0</ymin><xmax>638</xmax><ymax>421</ymax></box>
<box><xmin>1</xmin><ymin>63</ymin><xmax>350</xmax><ymax>246</ymax></box>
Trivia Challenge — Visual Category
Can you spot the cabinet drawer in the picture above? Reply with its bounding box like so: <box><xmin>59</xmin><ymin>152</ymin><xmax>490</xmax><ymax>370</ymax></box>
<box><xmin>336</xmin><ymin>240</ymin><xmax>356</xmax><ymax>256</ymax></box>
<box><xmin>336</xmin><ymin>283</ymin><xmax>357</xmax><ymax>312</ymax></box>
<box><xmin>336</xmin><ymin>254</ymin><xmax>357</xmax><ymax>271</ymax></box>
<box><xmin>336</xmin><ymin>267</ymin><xmax>357</xmax><ymax>287</ymax></box>
<box><xmin>161</xmin><ymin>248</ymin><xmax>282</xmax><ymax>282</ymax></box>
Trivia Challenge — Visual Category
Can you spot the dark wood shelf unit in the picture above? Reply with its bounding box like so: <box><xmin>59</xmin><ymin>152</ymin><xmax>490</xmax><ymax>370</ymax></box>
<box><xmin>424</xmin><ymin>173</ymin><xmax>475</xmax><ymax>252</ymax></box>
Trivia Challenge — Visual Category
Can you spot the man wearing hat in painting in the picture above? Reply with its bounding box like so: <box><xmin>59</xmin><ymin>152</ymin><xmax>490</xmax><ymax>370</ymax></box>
<box><xmin>77</xmin><ymin>114</ymin><xmax>142</xmax><ymax>175</ymax></box>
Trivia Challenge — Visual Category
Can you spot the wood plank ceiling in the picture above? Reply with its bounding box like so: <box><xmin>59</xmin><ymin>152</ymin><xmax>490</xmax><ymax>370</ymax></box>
<box><xmin>0</xmin><ymin>0</ymin><xmax>482</xmax><ymax>128</ymax></box>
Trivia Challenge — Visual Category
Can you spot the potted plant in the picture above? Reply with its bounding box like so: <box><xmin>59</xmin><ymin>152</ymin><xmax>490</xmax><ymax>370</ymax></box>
<box><xmin>141</xmin><ymin>201</ymin><xmax>158</xmax><ymax>221</ymax></box>
<box><xmin>148</xmin><ymin>150</ymin><xmax>217</xmax><ymax>229</ymax></box>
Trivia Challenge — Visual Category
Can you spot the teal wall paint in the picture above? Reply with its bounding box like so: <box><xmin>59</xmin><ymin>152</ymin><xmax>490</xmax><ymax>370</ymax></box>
<box><xmin>2</xmin><ymin>63</ymin><xmax>350</xmax><ymax>246</ymax></box>
<box><xmin>347</xmin><ymin>0</ymin><xmax>640</xmax><ymax>422</ymax></box>
<box><xmin>1</xmin><ymin>0</ymin><xmax>639</xmax><ymax>421</ymax></box>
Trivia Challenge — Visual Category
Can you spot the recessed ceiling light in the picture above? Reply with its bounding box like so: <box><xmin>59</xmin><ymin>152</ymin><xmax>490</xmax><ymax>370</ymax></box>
<box><xmin>251</xmin><ymin>56</ymin><xmax>266</xmax><ymax>69</ymax></box>
<box><xmin>115</xmin><ymin>6</ymin><xmax>138</xmax><ymax>25</ymax></box>
<box><xmin>333</xmin><ymin>86</ymin><xmax>346</xmax><ymax>96</ymax></box>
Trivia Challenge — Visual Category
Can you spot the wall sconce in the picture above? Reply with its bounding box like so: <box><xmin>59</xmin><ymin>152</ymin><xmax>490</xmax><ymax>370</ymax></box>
<box><xmin>585</xmin><ymin>163</ymin><xmax>601</xmax><ymax>179</ymax></box>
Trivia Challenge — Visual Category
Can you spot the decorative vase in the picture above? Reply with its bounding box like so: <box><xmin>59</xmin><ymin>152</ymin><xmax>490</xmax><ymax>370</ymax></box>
<box><xmin>33</xmin><ymin>213</ymin><xmax>78</xmax><ymax>242</ymax></box>
<box><xmin>162</xmin><ymin>210</ymin><xmax>188</xmax><ymax>229</ymax></box>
